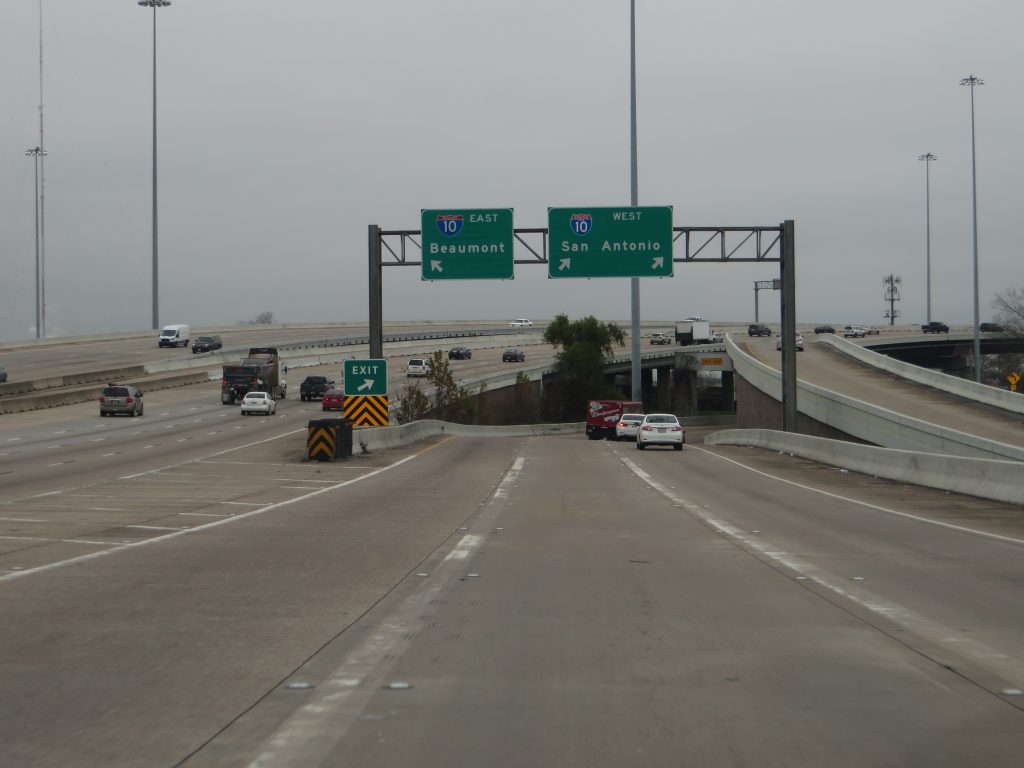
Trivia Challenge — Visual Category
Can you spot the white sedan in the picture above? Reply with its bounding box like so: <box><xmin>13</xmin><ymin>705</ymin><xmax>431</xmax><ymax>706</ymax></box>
<box><xmin>508</xmin><ymin>318</ymin><xmax>534</xmax><ymax>328</ymax></box>
<box><xmin>636</xmin><ymin>413</ymin><xmax>685</xmax><ymax>450</ymax></box>
<box><xmin>615</xmin><ymin>413</ymin><xmax>645</xmax><ymax>441</ymax></box>
<box><xmin>776</xmin><ymin>333</ymin><xmax>805</xmax><ymax>351</ymax></box>
<box><xmin>240</xmin><ymin>391</ymin><xmax>276</xmax><ymax>416</ymax></box>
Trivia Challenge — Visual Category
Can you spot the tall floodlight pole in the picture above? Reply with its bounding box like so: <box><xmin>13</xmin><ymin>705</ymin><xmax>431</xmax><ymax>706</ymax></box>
<box><xmin>26</xmin><ymin>147</ymin><xmax>46</xmax><ymax>338</ymax></box>
<box><xmin>918</xmin><ymin>153</ymin><xmax>937</xmax><ymax>324</ymax></box>
<box><xmin>139</xmin><ymin>0</ymin><xmax>171</xmax><ymax>330</ymax></box>
<box><xmin>36</xmin><ymin>0</ymin><xmax>47</xmax><ymax>338</ymax></box>
<box><xmin>960</xmin><ymin>75</ymin><xmax>983</xmax><ymax>383</ymax></box>
<box><xmin>629</xmin><ymin>0</ymin><xmax>641</xmax><ymax>402</ymax></box>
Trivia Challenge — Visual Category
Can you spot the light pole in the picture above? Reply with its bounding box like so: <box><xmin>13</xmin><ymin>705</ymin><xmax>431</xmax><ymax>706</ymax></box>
<box><xmin>629</xmin><ymin>0</ymin><xmax>641</xmax><ymax>402</ymax></box>
<box><xmin>25</xmin><ymin>147</ymin><xmax>46</xmax><ymax>338</ymax></box>
<box><xmin>960</xmin><ymin>75</ymin><xmax>983</xmax><ymax>383</ymax></box>
<box><xmin>918</xmin><ymin>153</ymin><xmax>937</xmax><ymax>324</ymax></box>
<box><xmin>139</xmin><ymin>0</ymin><xmax>171</xmax><ymax>331</ymax></box>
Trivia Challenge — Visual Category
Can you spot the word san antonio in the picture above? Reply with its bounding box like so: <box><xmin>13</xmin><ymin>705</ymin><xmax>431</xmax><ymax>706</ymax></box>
<box><xmin>560</xmin><ymin>239</ymin><xmax>663</xmax><ymax>253</ymax></box>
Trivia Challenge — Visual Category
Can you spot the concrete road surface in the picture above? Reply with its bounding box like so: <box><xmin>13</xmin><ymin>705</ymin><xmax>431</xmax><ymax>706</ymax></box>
<box><xmin>2</xmin><ymin>422</ymin><xmax>1022</xmax><ymax>767</ymax></box>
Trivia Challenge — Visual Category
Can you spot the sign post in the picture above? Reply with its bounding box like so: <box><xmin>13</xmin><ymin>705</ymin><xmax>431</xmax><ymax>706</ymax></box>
<box><xmin>420</xmin><ymin>208</ymin><xmax>514</xmax><ymax>280</ymax></box>
<box><xmin>547</xmin><ymin>206</ymin><xmax>673</xmax><ymax>278</ymax></box>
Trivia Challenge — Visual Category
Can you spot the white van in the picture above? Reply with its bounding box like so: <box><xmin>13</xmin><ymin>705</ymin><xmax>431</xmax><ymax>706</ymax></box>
<box><xmin>158</xmin><ymin>324</ymin><xmax>190</xmax><ymax>348</ymax></box>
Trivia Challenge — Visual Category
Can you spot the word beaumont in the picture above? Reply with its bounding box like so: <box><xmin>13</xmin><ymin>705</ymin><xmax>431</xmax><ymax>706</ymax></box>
<box><xmin>428</xmin><ymin>242</ymin><xmax>508</xmax><ymax>254</ymax></box>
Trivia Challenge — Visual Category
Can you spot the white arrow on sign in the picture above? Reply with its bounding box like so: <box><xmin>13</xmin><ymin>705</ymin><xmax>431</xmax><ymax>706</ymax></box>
<box><xmin>356</xmin><ymin>379</ymin><xmax>375</xmax><ymax>392</ymax></box>
<box><xmin>430</xmin><ymin>260</ymin><xmax>443</xmax><ymax>272</ymax></box>
<box><xmin>652</xmin><ymin>256</ymin><xmax>664</xmax><ymax>270</ymax></box>
<box><xmin>559</xmin><ymin>258</ymin><xmax>571</xmax><ymax>271</ymax></box>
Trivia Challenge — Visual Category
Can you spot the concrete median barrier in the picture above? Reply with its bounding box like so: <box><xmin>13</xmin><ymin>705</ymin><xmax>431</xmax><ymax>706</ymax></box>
<box><xmin>706</xmin><ymin>428</ymin><xmax>1024</xmax><ymax>505</ymax></box>
<box><xmin>0</xmin><ymin>371</ymin><xmax>210</xmax><ymax>415</ymax></box>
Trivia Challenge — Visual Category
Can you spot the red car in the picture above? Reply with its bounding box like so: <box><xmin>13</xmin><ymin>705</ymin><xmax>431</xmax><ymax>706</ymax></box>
<box><xmin>322</xmin><ymin>388</ymin><xmax>344</xmax><ymax>411</ymax></box>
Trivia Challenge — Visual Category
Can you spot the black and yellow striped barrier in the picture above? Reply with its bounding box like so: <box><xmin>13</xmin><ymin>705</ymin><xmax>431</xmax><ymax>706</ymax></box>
<box><xmin>306</xmin><ymin>419</ymin><xmax>353</xmax><ymax>461</ymax></box>
<box><xmin>342</xmin><ymin>395</ymin><xmax>389</xmax><ymax>427</ymax></box>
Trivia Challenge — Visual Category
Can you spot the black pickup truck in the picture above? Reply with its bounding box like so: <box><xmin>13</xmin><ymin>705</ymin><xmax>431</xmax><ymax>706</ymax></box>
<box><xmin>299</xmin><ymin>376</ymin><xmax>334</xmax><ymax>401</ymax></box>
<box><xmin>921</xmin><ymin>321</ymin><xmax>949</xmax><ymax>334</ymax></box>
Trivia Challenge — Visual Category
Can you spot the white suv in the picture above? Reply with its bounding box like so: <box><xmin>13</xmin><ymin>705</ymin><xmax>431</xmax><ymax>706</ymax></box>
<box><xmin>508</xmin><ymin>318</ymin><xmax>533</xmax><ymax>328</ymax></box>
<box><xmin>406</xmin><ymin>358</ymin><xmax>433</xmax><ymax>377</ymax></box>
<box><xmin>842</xmin><ymin>325</ymin><xmax>866</xmax><ymax>338</ymax></box>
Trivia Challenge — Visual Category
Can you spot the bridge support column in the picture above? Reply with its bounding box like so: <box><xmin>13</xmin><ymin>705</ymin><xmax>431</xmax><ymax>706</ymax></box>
<box><xmin>656</xmin><ymin>366</ymin><xmax>673</xmax><ymax>412</ymax></box>
<box><xmin>673</xmin><ymin>367</ymin><xmax>698</xmax><ymax>416</ymax></box>
<box><xmin>641</xmin><ymin>367</ymin><xmax>654</xmax><ymax>408</ymax></box>
<box><xmin>721</xmin><ymin>370</ymin><xmax>735</xmax><ymax>412</ymax></box>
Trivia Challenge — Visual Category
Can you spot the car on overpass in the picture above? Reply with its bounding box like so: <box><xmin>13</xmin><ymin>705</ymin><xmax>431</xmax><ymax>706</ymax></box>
<box><xmin>0</xmin><ymin>366</ymin><xmax>6</xmax><ymax>383</ymax></box>
<box><xmin>814</xmin><ymin>325</ymin><xmax>835</xmax><ymax>334</ymax></box>
<box><xmin>448</xmin><ymin>346</ymin><xmax>472</xmax><ymax>360</ymax></box>
<box><xmin>843</xmin><ymin>325</ymin><xmax>866</xmax><ymax>338</ymax></box>
<box><xmin>980</xmin><ymin>322</ymin><xmax>1004</xmax><ymax>333</ymax></box>
<box><xmin>777</xmin><ymin>333</ymin><xmax>805</xmax><ymax>351</ymax></box>
<box><xmin>649</xmin><ymin>332</ymin><xmax>672</xmax><ymax>345</ymax></box>
<box><xmin>502</xmin><ymin>348</ymin><xmax>526</xmax><ymax>362</ymax></box>
<box><xmin>748</xmin><ymin>324</ymin><xmax>771</xmax><ymax>337</ymax></box>
<box><xmin>508</xmin><ymin>318</ymin><xmax>533</xmax><ymax>328</ymax></box>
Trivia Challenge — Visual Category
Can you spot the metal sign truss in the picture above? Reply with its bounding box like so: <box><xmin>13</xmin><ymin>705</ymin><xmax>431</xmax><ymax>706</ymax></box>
<box><xmin>377</xmin><ymin>226</ymin><xmax>783</xmax><ymax>267</ymax></box>
<box><xmin>369</xmin><ymin>220</ymin><xmax>797</xmax><ymax>431</ymax></box>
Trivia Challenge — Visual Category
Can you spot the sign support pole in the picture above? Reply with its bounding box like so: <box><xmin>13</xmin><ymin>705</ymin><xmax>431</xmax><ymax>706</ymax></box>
<box><xmin>369</xmin><ymin>224</ymin><xmax>383</xmax><ymax>359</ymax></box>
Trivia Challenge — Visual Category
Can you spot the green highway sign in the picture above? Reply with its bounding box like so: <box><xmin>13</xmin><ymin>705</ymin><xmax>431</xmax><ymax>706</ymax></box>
<box><xmin>420</xmin><ymin>208</ymin><xmax>514</xmax><ymax>280</ymax></box>
<box><xmin>547</xmin><ymin>206</ymin><xmax>674</xmax><ymax>278</ymax></box>
<box><xmin>343</xmin><ymin>359</ymin><xmax>388</xmax><ymax>396</ymax></box>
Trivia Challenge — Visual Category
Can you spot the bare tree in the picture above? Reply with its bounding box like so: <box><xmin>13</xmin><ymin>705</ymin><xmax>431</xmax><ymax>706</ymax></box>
<box><xmin>253</xmin><ymin>311</ymin><xmax>275</xmax><ymax>325</ymax></box>
<box><xmin>992</xmin><ymin>289</ymin><xmax>1024</xmax><ymax>338</ymax></box>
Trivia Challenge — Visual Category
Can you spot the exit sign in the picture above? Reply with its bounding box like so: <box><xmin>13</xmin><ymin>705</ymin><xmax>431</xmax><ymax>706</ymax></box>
<box><xmin>343</xmin><ymin>359</ymin><xmax>388</xmax><ymax>396</ymax></box>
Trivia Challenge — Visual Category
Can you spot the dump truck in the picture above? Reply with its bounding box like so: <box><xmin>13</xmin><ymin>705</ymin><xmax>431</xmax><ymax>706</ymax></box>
<box><xmin>675</xmin><ymin>320</ymin><xmax>712</xmax><ymax>345</ymax></box>
<box><xmin>221</xmin><ymin>347</ymin><xmax>287</xmax><ymax>404</ymax></box>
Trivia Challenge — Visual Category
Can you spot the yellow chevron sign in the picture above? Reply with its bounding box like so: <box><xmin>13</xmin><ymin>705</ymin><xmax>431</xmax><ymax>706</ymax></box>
<box><xmin>306</xmin><ymin>425</ymin><xmax>337</xmax><ymax>461</ymax></box>
<box><xmin>343</xmin><ymin>395</ymin><xmax>389</xmax><ymax>426</ymax></box>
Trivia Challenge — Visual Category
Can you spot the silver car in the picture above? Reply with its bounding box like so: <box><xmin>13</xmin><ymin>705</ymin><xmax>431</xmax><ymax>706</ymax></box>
<box><xmin>240</xmin><ymin>391</ymin><xmax>276</xmax><ymax>416</ymax></box>
<box><xmin>99</xmin><ymin>384</ymin><xmax>144</xmax><ymax>417</ymax></box>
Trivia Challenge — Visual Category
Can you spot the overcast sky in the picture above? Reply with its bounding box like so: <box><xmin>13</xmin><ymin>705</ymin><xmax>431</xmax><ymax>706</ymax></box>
<box><xmin>1</xmin><ymin>0</ymin><xmax>1021</xmax><ymax>341</ymax></box>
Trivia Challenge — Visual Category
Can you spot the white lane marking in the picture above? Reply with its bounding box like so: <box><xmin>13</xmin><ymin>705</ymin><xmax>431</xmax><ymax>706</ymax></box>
<box><xmin>0</xmin><ymin>535</ymin><xmax>52</xmax><ymax>542</ymax></box>
<box><xmin>281</xmin><ymin>486</ymin><xmax>325</xmax><ymax>491</ymax></box>
<box><xmin>616</xmin><ymin>450</ymin><xmax>1024</xmax><ymax>690</ymax></box>
<box><xmin>92</xmin><ymin>438</ymin><xmax>106</xmax><ymax>442</ymax></box>
<box><xmin>1</xmin><ymin>451</ymin><xmax>420</xmax><ymax>583</ymax></box>
<box><xmin>126</xmin><ymin>525</ymin><xmax>186</xmax><ymax>531</ymax></box>
<box><xmin>0</xmin><ymin>517</ymin><xmax>48</xmax><ymax>523</ymax></box>
<box><xmin>64</xmin><ymin>540</ymin><xmax>118</xmax><ymax>546</ymax></box>
<box><xmin>46</xmin><ymin>445</ymin><xmax>64</xmax><ymax>449</ymax></box>
<box><xmin>248</xmin><ymin>445</ymin><xmax>523</xmax><ymax>768</ymax></box>
<box><xmin>88</xmin><ymin>508</ymin><xmax>123</xmax><ymax>512</ymax></box>
<box><xmin>221</xmin><ymin>501</ymin><xmax>262</xmax><ymax>506</ymax></box>
<box><xmin>31</xmin><ymin>491</ymin><xmax>62</xmax><ymax>498</ymax></box>
<box><xmin>120</xmin><ymin>428</ymin><xmax>306</xmax><ymax>480</ymax></box>
<box><xmin>692</xmin><ymin>445</ymin><xmax>1024</xmax><ymax>547</ymax></box>
<box><xmin>102</xmin><ymin>453</ymin><xmax>118</xmax><ymax>457</ymax></box>
<box><xmin>7</xmin><ymin>437</ymin><xmax>24</xmax><ymax>441</ymax></box>
<box><xmin>179</xmin><ymin>512</ymin><xmax>230</xmax><ymax>518</ymax></box>
<box><xmin>443</xmin><ymin>534</ymin><xmax>483</xmax><ymax>561</ymax></box>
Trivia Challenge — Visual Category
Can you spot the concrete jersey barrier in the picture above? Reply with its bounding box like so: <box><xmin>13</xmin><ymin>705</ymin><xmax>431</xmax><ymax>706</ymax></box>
<box><xmin>706</xmin><ymin>428</ymin><xmax>1024</xmax><ymax>506</ymax></box>
<box><xmin>725</xmin><ymin>335</ymin><xmax>1024</xmax><ymax>462</ymax></box>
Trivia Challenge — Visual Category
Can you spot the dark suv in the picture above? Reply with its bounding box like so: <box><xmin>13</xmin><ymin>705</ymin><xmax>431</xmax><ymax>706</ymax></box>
<box><xmin>747</xmin><ymin>324</ymin><xmax>772</xmax><ymax>337</ymax></box>
<box><xmin>99</xmin><ymin>384</ymin><xmax>144</xmax><ymax>417</ymax></box>
<box><xmin>192</xmin><ymin>335</ymin><xmax>223</xmax><ymax>353</ymax></box>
